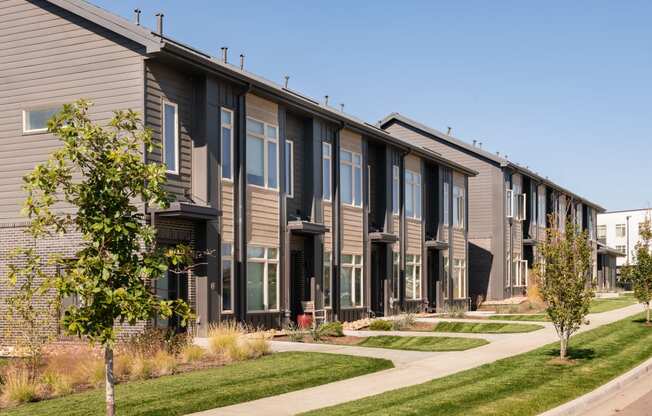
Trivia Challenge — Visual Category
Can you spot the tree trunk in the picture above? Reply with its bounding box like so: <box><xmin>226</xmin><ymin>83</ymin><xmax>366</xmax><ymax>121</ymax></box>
<box><xmin>105</xmin><ymin>346</ymin><xmax>115</xmax><ymax>416</ymax></box>
<box><xmin>559</xmin><ymin>335</ymin><xmax>568</xmax><ymax>360</ymax></box>
<box><xmin>647</xmin><ymin>303</ymin><xmax>650</xmax><ymax>324</ymax></box>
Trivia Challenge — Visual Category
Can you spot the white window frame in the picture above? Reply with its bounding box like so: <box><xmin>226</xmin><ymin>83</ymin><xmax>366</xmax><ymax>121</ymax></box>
<box><xmin>453</xmin><ymin>258</ymin><xmax>466</xmax><ymax>299</ymax></box>
<box><xmin>22</xmin><ymin>107</ymin><xmax>59</xmax><ymax>134</ymax></box>
<box><xmin>246</xmin><ymin>116</ymin><xmax>279</xmax><ymax>190</ymax></box>
<box><xmin>442</xmin><ymin>254</ymin><xmax>450</xmax><ymax>300</ymax></box>
<box><xmin>392</xmin><ymin>251</ymin><xmax>400</xmax><ymax>300</ymax></box>
<box><xmin>322</xmin><ymin>142</ymin><xmax>332</xmax><ymax>202</ymax></box>
<box><xmin>514</xmin><ymin>258</ymin><xmax>528</xmax><ymax>287</ymax></box>
<box><xmin>405</xmin><ymin>254</ymin><xmax>422</xmax><ymax>300</ymax></box>
<box><xmin>615</xmin><ymin>223</ymin><xmax>626</xmax><ymax>238</ymax></box>
<box><xmin>342</xmin><ymin>254</ymin><xmax>363</xmax><ymax>307</ymax></box>
<box><xmin>405</xmin><ymin>169</ymin><xmax>421</xmax><ymax>220</ymax></box>
<box><xmin>221</xmin><ymin>108</ymin><xmax>234</xmax><ymax>181</ymax></box>
<box><xmin>615</xmin><ymin>245</ymin><xmax>626</xmax><ymax>254</ymax></box>
<box><xmin>247</xmin><ymin>246</ymin><xmax>279</xmax><ymax>312</ymax></box>
<box><xmin>392</xmin><ymin>165</ymin><xmax>400</xmax><ymax>215</ymax></box>
<box><xmin>506</xmin><ymin>189</ymin><xmax>514</xmax><ymax>218</ymax></box>
<box><xmin>537</xmin><ymin>190</ymin><xmax>547</xmax><ymax>227</ymax></box>
<box><xmin>453</xmin><ymin>184</ymin><xmax>465</xmax><ymax>229</ymax></box>
<box><xmin>323</xmin><ymin>251</ymin><xmax>332</xmax><ymax>308</ymax></box>
<box><xmin>340</xmin><ymin>149</ymin><xmax>362</xmax><ymax>208</ymax></box>
<box><xmin>285</xmin><ymin>140</ymin><xmax>294</xmax><ymax>198</ymax></box>
<box><xmin>221</xmin><ymin>242</ymin><xmax>234</xmax><ymax>313</ymax></box>
<box><xmin>597</xmin><ymin>224</ymin><xmax>607</xmax><ymax>241</ymax></box>
<box><xmin>162</xmin><ymin>101</ymin><xmax>179</xmax><ymax>175</ymax></box>
<box><xmin>516</xmin><ymin>193</ymin><xmax>527</xmax><ymax>221</ymax></box>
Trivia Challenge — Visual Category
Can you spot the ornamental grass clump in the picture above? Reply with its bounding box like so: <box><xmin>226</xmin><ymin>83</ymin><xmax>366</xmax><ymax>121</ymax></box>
<box><xmin>0</xmin><ymin>365</ymin><xmax>38</xmax><ymax>406</ymax></box>
<box><xmin>369</xmin><ymin>319</ymin><xmax>393</xmax><ymax>331</ymax></box>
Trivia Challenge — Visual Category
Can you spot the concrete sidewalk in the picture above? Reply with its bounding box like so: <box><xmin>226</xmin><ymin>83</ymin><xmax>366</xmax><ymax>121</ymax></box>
<box><xmin>191</xmin><ymin>304</ymin><xmax>644</xmax><ymax>416</ymax></box>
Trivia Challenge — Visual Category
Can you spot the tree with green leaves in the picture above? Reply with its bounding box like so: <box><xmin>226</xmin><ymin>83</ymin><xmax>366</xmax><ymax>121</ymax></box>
<box><xmin>622</xmin><ymin>215</ymin><xmax>652</xmax><ymax>324</ymax></box>
<box><xmin>535</xmin><ymin>215</ymin><xmax>593</xmax><ymax>360</ymax></box>
<box><xmin>9</xmin><ymin>100</ymin><xmax>192</xmax><ymax>416</ymax></box>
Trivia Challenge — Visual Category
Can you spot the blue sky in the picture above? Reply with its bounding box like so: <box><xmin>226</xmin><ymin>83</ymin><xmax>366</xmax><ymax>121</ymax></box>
<box><xmin>95</xmin><ymin>1</ymin><xmax>651</xmax><ymax>211</ymax></box>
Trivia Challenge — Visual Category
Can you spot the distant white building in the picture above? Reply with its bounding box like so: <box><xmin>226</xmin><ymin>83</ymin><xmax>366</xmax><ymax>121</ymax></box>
<box><xmin>597</xmin><ymin>208</ymin><xmax>652</xmax><ymax>269</ymax></box>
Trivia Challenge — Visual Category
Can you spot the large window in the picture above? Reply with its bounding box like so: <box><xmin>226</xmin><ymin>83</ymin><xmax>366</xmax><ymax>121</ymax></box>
<box><xmin>453</xmin><ymin>184</ymin><xmax>465</xmax><ymax>229</ymax></box>
<box><xmin>514</xmin><ymin>258</ymin><xmax>528</xmax><ymax>287</ymax></box>
<box><xmin>22</xmin><ymin>107</ymin><xmax>59</xmax><ymax>133</ymax></box>
<box><xmin>597</xmin><ymin>224</ymin><xmax>607</xmax><ymax>244</ymax></box>
<box><xmin>405</xmin><ymin>170</ymin><xmax>421</xmax><ymax>219</ymax></box>
<box><xmin>453</xmin><ymin>259</ymin><xmax>466</xmax><ymax>299</ymax></box>
<box><xmin>221</xmin><ymin>108</ymin><xmax>233</xmax><ymax>180</ymax></box>
<box><xmin>246</xmin><ymin>246</ymin><xmax>279</xmax><ymax>311</ymax></box>
<box><xmin>285</xmin><ymin>140</ymin><xmax>294</xmax><ymax>197</ymax></box>
<box><xmin>221</xmin><ymin>242</ymin><xmax>233</xmax><ymax>312</ymax></box>
<box><xmin>405</xmin><ymin>254</ymin><xmax>422</xmax><ymax>300</ymax></box>
<box><xmin>341</xmin><ymin>254</ymin><xmax>363</xmax><ymax>308</ymax></box>
<box><xmin>322</xmin><ymin>142</ymin><xmax>332</xmax><ymax>201</ymax></box>
<box><xmin>162</xmin><ymin>101</ymin><xmax>179</xmax><ymax>174</ymax></box>
<box><xmin>323</xmin><ymin>251</ymin><xmax>332</xmax><ymax>308</ymax></box>
<box><xmin>340</xmin><ymin>149</ymin><xmax>362</xmax><ymax>207</ymax></box>
<box><xmin>506</xmin><ymin>189</ymin><xmax>514</xmax><ymax>218</ymax></box>
<box><xmin>246</xmin><ymin>118</ymin><xmax>278</xmax><ymax>189</ymax></box>
<box><xmin>616</xmin><ymin>223</ymin><xmax>626</xmax><ymax>238</ymax></box>
<box><xmin>392</xmin><ymin>165</ymin><xmax>400</xmax><ymax>215</ymax></box>
<box><xmin>537</xmin><ymin>190</ymin><xmax>547</xmax><ymax>227</ymax></box>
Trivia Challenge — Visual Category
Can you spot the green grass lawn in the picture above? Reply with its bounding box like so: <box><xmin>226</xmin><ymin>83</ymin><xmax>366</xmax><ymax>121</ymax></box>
<box><xmin>303</xmin><ymin>313</ymin><xmax>652</xmax><ymax>416</ymax></box>
<box><xmin>488</xmin><ymin>314</ymin><xmax>550</xmax><ymax>322</ymax></box>
<box><xmin>357</xmin><ymin>335</ymin><xmax>488</xmax><ymax>352</ymax></box>
<box><xmin>2</xmin><ymin>352</ymin><xmax>392</xmax><ymax>416</ymax></box>
<box><xmin>432</xmin><ymin>321</ymin><xmax>544</xmax><ymax>333</ymax></box>
<box><xmin>589</xmin><ymin>294</ymin><xmax>637</xmax><ymax>313</ymax></box>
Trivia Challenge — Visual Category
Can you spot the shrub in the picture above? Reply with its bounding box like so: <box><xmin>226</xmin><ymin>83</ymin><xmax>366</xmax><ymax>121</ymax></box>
<box><xmin>114</xmin><ymin>354</ymin><xmax>133</xmax><ymax>380</ymax></box>
<box><xmin>285</xmin><ymin>322</ymin><xmax>305</xmax><ymax>342</ymax></box>
<box><xmin>369</xmin><ymin>319</ymin><xmax>393</xmax><ymax>331</ymax></box>
<box><xmin>247</xmin><ymin>336</ymin><xmax>271</xmax><ymax>358</ymax></box>
<box><xmin>129</xmin><ymin>356</ymin><xmax>154</xmax><ymax>381</ymax></box>
<box><xmin>321</xmin><ymin>321</ymin><xmax>344</xmax><ymax>337</ymax></box>
<box><xmin>70</xmin><ymin>356</ymin><xmax>105</xmax><ymax>387</ymax></box>
<box><xmin>1</xmin><ymin>365</ymin><xmax>38</xmax><ymax>406</ymax></box>
<box><xmin>151</xmin><ymin>350</ymin><xmax>178</xmax><ymax>376</ymax></box>
<box><xmin>392</xmin><ymin>314</ymin><xmax>416</xmax><ymax>331</ymax></box>
<box><xmin>208</xmin><ymin>321</ymin><xmax>243</xmax><ymax>356</ymax></box>
<box><xmin>308</xmin><ymin>323</ymin><xmax>326</xmax><ymax>342</ymax></box>
<box><xmin>40</xmin><ymin>370</ymin><xmax>73</xmax><ymax>397</ymax></box>
<box><xmin>180</xmin><ymin>344</ymin><xmax>205</xmax><ymax>363</ymax></box>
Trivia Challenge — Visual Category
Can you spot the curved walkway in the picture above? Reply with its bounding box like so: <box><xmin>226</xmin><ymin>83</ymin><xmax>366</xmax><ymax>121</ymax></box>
<box><xmin>191</xmin><ymin>304</ymin><xmax>644</xmax><ymax>416</ymax></box>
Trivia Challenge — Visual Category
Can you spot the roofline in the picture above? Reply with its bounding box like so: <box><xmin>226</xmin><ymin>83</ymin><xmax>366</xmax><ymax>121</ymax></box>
<box><xmin>380</xmin><ymin>113</ymin><xmax>604</xmax><ymax>212</ymax></box>
<box><xmin>600</xmin><ymin>208</ymin><xmax>652</xmax><ymax>215</ymax></box>
<box><xmin>42</xmin><ymin>0</ymin><xmax>478</xmax><ymax>177</ymax></box>
<box><xmin>597</xmin><ymin>242</ymin><xmax>626</xmax><ymax>257</ymax></box>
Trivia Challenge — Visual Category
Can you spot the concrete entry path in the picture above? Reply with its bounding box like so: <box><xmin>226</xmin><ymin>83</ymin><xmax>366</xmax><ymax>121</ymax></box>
<box><xmin>191</xmin><ymin>304</ymin><xmax>645</xmax><ymax>416</ymax></box>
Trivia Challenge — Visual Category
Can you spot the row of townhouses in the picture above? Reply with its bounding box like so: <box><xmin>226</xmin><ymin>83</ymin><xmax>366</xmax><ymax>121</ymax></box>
<box><xmin>0</xmin><ymin>0</ymin><xmax>616</xmax><ymax>339</ymax></box>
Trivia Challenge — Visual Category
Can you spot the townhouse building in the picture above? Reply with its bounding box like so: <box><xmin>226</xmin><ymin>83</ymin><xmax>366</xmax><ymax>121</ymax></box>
<box><xmin>379</xmin><ymin>114</ymin><xmax>605</xmax><ymax>305</ymax></box>
<box><xmin>0</xmin><ymin>0</ymin><xmax>476</xmax><ymax>339</ymax></box>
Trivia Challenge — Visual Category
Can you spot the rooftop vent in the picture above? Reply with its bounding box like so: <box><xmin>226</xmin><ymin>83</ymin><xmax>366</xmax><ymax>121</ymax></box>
<box><xmin>472</xmin><ymin>140</ymin><xmax>477</xmax><ymax>146</ymax></box>
<box><xmin>478</xmin><ymin>142</ymin><xmax>483</xmax><ymax>148</ymax></box>
<box><xmin>446</xmin><ymin>126</ymin><xmax>452</xmax><ymax>136</ymax></box>
<box><xmin>284</xmin><ymin>75</ymin><xmax>289</xmax><ymax>88</ymax></box>
<box><xmin>324</xmin><ymin>95</ymin><xmax>329</xmax><ymax>106</ymax></box>
<box><xmin>155</xmin><ymin>13</ymin><xmax>163</xmax><ymax>36</ymax></box>
<box><xmin>340</xmin><ymin>103</ymin><xmax>345</xmax><ymax>112</ymax></box>
<box><xmin>220</xmin><ymin>47</ymin><xmax>228</xmax><ymax>63</ymax></box>
<box><xmin>239</xmin><ymin>54</ymin><xmax>245</xmax><ymax>70</ymax></box>
<box><xmin>134</xmin><ymin>9</ymin><xmax>141</xmax><ymax>25</ymax></box>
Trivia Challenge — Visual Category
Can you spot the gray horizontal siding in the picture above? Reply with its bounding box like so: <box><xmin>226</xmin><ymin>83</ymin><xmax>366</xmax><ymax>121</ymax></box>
<box><xmin>0</xmin><ymin>0</ymin><xmax>146</xmax><ymax>223</ymax></box>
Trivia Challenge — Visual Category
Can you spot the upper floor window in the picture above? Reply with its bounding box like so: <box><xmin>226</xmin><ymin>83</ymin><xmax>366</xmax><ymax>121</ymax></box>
<box><xmin>405</xmin><ymin>170</ymin><xmax>421</xmax><ymax>219</ymax></box>
<box><xmin>616</xmin><ymin>223</ymin><xmax>626</xmax><ymax>238</ymax></box>
<box><xmin>221</xmin><ymin>108</ymin><xmax>234</xmax><ymax>180</ymax></box>
<box><xmin>162</xmin><ymin>101</ymin><xmax>179</xmax><ymax>174</ymax></box>
<box><xmin>615</xmin><ymin>245</ymin><xmax>626</xmax><ymax>254</ymax></box>
<box><xmin>322</xmin><ymin>142</ymin><xmax>332</xmax><ymax>201</ymax></box>
<box><xmin>392</xmin><ymin>165</ymin><xmax>400</xmax><ymax>215</ymax></box>
<box><xmin>453</xmin><ymin>184</ymin><xmax>465</xmax><ymax>229</ymax></box>
<box><xmin>340</xmin><ymin>149</ymin><xmax>362</xmax><ymax>207</ymax></box>
<box><xmin>537</xmin><ymin>190</ymin><xmax>547</xmax><ymax>227</ymax></box>
<box><xmin>506</xmin><ymin>189</ymin><xmax>514</xmax><ymax>218</ymax></box>
<box><xmin>246</xmin><ymin>118</ymin><xmax>278</xmax><ymax>189</ymax></box>
<box><xmin>246</xmin><ymin>246</ymin><xmax>279</xmax><ymax>311</ymax></box>
<box><xmin>443</xmin><ymin>181</ymin><xmax>450</xmax><ymax>225</ymax></box>
<box><xmin>22</xmin><ymin>107</ymin><xmax>58</xmax><ymax>134</ymax></box>
<box><xmin>285</xmin><ymin>140</ymin><xmax>294</xmax><ymax>198</ymax></box>
<box><xmin>558</xmin><ymin>198</ymin><xmax>567</xmax><ymax>231</ymax></box>
<box><xmin>597</xmin><ymin>224</ymin><xmax>607</xmax><ymax>244</ymax></box>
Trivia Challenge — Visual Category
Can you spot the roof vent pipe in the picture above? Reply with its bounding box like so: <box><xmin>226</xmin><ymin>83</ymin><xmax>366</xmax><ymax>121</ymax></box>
<box><xmin>324</xmin><ymin>95</ymin><xmax>329</xmax><ymax>106</ymax></box>
<box><xmin>340</xmin><ymin>103</ymin><xmax>345</xmax><ymax>112</ymax></box>
<box><xmin>478</xmin><ymin>142</ymin><xmax>483</xmax><ymax>148</ymax></box>
<box><xmin>472</xmin><ymin>140</ymin><xmax>477</xmax><ymax>147</ymax></box>
<box><xmin>446</xmin><ymin>126</ymin><xmax>452</xmax><ymax>136</ymax></box>
<box><xmin>496</xmin><ymin>151</ymin><xmax>500</xmax><ymax>156</ymax></box>
<box><xmin>239</xmin><ymin>54</ymin><xmax>245</xmax><ymax>70</ymax></box>
<box><xmin>221</xmin><ymin>47</ymin><xmax>228</xmax><ymax>63</ymax></box>
<box><xmin>155</xmin><ymin>13</ymin><xmax>163</xmax><ymax>36</ymax></box>
<box><xmin>284</xmin><ymin>75</ymin><xmax>289</xmax><ymax>88</ymax></box>
<box><xmin>134</xmin><ymin>9</ymin><xmax>141</xmax><ymax>25</ymax></box>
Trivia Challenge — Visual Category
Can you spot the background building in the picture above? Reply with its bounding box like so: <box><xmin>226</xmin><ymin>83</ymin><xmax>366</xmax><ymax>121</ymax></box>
<box><xmin>598</xmin><ymin>208</ymin><xmax>652</xmax><ymax>271</ymax></box>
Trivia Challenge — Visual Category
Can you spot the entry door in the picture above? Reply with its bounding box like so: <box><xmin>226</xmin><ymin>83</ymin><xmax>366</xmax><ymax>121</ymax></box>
<box><xmin>290</xmin><ymin>250</ymin><xmax>306</xmax><ymax>321</ymax></box>
<box><xmin>427</xmin><ymin>250</ymin><xmax>439</xmax><ymax>310</ymax></box>
<box><xmin>370</xmin><ymin>244</ymin><xmax>385</xmax><ymax>316</ymax></box>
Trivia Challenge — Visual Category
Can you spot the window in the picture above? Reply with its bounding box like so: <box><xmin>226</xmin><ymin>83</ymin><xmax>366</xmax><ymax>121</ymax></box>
<box><xmin>221</xmin><ymin>242</ymin><xmax>234</xmax><ymax>312</ymax></box>
<box><xmin>597</xmin><ymin>225</ymin><xmax>607</xmax><ymax>244</ymax></box>
<box><xmin>514</xmin><ymin>258</ymin><xmax>528</xmax><ymax>287</ymax></box>
<box><xmin>285</xmin><ymin>140</ymin><xmax>294</xmax><ymax>197</ymax></box>
<box><xmin>323</xmin><ymin>251</ymin><xmax>332</xmax><ymax>308</ymax></box>
<box><xmin>558</xmin><ymin>198</ymin><xmax>567</xmax><ymax>231</ymax></box>
<box><xmin>392</xmin><ymin>251</ymin><xmax>400</xmax><ymax>300</ymax></box>
<box><xmin>246</xmin><ymin>118</ymin><xmax>278</xmax><ymax>189</ymax></box>
<box><xmin>453</xmin><ymin>259</ymin><xmax>466</xmax><ymax>299</ymax></box>
<box><xmin>443</xmin><ymin>181</ymin><xmax>450</xmax><ymax>225</ymax></box>
<box><xmin>392</xmin><ymin>165</ymin><xmax>400</xmax><ymax>215</ymax></box>
<box><xmin>587</xmin><ymin>209</ymin><xmax>595</xmax><ymax>240</ymax></box>
<box><xmin>162</xmin><ymin>102</ymin><xmax>179</xmax><ymax>174</ymax></box>
<box><xmin>537</xmin><ymin>190</ymin><xmax>547</xmax><ymax>227</ymax></box>
<box><xmin>506</xmin><ymin>189</ymin><xmax>514</xmax><ymax>218</ymax></box>
<box><xmin>322</xmin><ymin>142</ymin><xmax>332</xmax><ymax>201</ymax></box>
<box><xmin>453</xmin><ymin>184</ymin><xmax>465</xmax><ymax>228</ymax></box>
<box><xmin>405</xmin><ymin>254</ymin><xmax>422</xmax><ymax>300</ymax></box>
<box><xmin>405</xmin><ymin>170</ymin><xmax>421</xmax><ymax>219</ymax></box>
<box><xmin>340</xmin><ymin>149</ymin><xmax>362</xmax><ymax>207</ymax></box>
<box><xmin>22</xmin><ymin>107</ymin><xmax>59</xmax><ymax>133</ymax></box>
<box><xmin>616</xmin><ymin>224</ymin><xmax>626</xmax><ymax>238</ymax></box>
<box><xmin>221</xmin><ymin>108</ymin><xmax>234</xmax><ymax>180</ymax></box>
<box><xmin>615</xmin><ymin>245</ymin><xmax>626</xmax><ymax>254</ymax></box>
<box><xmin>246</xmin><ymin>246</ymin><xmax>279</xmax><ymax>311</ymax></box>
<box><xmin>341</xmin><ymin>254</ymin><xmax>363</xmax><ymax>307</ymax></box>
<box><xmin>515</xmin><ymin>193</ymin><xmax>527</xmax><ymax>221</ymax></box>
<box><xmin>442</xmin><ymin>254</ymin><xmax>450</xmax><ymax>300</ymax></box>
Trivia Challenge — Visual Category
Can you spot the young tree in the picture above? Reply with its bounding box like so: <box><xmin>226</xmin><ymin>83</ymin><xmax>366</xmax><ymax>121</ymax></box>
<box><xmin>13</xmin><ymin>100</ymin><xmax>192</xmax><ymax>416</ymax></box>
<box><xmin>536</xmin><ymin>215</ymin><xmax>593</xmax><ymax>360</ymax></box>
<box><xmin>622</xmin><ymin>216</ymin><xmax>652</xmax><ymax>324</ymax></box>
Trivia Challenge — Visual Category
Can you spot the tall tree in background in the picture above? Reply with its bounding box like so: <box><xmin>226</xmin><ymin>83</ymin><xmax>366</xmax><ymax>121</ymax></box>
<box><xmin>622</xmin><ymin>215</ymin><xmax>652</xmax><ymax>324</ymax></box>
<box><xmin>13</xmin><ymin>100</ymin><xmax>192</xmax><ymax>416</ymax></box>
<box><xmin>536</xmin><ymin>215</ymin><xmax>593</xmax><ymax>360</ymax></box>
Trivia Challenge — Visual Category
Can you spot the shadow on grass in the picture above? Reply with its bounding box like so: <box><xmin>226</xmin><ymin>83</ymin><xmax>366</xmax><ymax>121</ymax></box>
<box><xmin>631</xmin><ymin>318</ymin><xmax>652</xmax><ymax>325</ymax></box>
<box><xmin>545</xmin><ymin>348</ymin><xmax>596</xmax><ymax>361</ymax></box>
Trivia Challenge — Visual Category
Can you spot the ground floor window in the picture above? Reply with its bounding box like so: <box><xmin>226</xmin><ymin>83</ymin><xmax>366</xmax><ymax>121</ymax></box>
<box><xmin>405</xmin><ymin>254</ymin><xmax>422</xmax><ymax>300</ymax></box>
<box><xmin>514</xmin><ymin>258</ymin><xmax>528</xmax><ymax>287</ymax></box>
<box><xmin>324</xmin><ymin>251</ymin><xmax>332</xmax><ymax>308</ymax></box>
<box><xmin>453</xmin><ymin>258</ymin><xmax>466</xmax><ymax>299</ymax></box>
<box><xmin>247</xmin><ymin>246</ymin><xmax>279</xmax><ymax>312</ymax></box>
<box><xmin>221</xmin><ymin>242</ymin><xmax>233</xmax><ymax>312</ymax></box>
<box><xmin>154</xmin><ymin>270</ymin><xmax>188</xmax><ymax>328</ymax></box>
<box><xmin>341</xmin><ymin>254</ymin><xmax>363</xmax><ymax>308</ymax></box>
<box><xmin>442</xmin><ymin>254</ymin><xmax>450</xmax><ymax>300</ymax></box>
<box><xmin>392</xmin><ymin>251</ymin><xmax>400</xmax><ymax>300</ymax></box>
